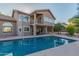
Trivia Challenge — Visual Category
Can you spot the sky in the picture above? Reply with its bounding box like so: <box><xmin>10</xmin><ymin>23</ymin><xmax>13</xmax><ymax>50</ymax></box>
<box><xmin>0</xmin><ymin>3</ymin><xmax>77</xmax><ymax>23</ymax></box>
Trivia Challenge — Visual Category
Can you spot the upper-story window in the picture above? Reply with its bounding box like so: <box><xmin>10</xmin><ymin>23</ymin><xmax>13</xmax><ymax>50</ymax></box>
<box><xmin>44</xmin><ymin>16</ymin><xmax>54</xmax><ymax>23</ymax></box>
<box><xmin>19</xmin><ymin>15</ymin><xmax>29</xmax><ymax>22</ymax></box>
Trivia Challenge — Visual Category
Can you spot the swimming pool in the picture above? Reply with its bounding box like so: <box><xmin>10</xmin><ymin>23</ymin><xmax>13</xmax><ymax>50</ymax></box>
<box><xmin>0</xmin><ymin>36</ymin><xmax>77</xmax><ymax>56</ymax></box>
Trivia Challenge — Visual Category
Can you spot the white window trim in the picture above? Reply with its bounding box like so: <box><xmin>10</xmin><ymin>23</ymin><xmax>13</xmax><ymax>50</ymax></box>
<box><xmin>23</xmin><ymin>26</ymin><xmax>30</xmax><ymax>32</ymax></box>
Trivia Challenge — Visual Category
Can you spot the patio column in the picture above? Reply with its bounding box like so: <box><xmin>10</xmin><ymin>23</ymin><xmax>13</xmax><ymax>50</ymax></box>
<box><xmin>33</xmin><ymin>13</ymin><xmax>37</xmax><ymax>35</ymax></box>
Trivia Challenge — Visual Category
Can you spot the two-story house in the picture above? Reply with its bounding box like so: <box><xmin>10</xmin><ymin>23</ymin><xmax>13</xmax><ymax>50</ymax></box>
<box><xmin>12</xmin><ymin>9</ymin><xmax>56</xmax><ymax>36</ymax></box>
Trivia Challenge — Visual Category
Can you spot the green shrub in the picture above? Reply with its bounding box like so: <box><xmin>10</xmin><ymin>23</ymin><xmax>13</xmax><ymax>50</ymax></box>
<box><xmin>66</xmin><ymin>24</ymin><xmax>75</xmax><ymax>36</ymax></box>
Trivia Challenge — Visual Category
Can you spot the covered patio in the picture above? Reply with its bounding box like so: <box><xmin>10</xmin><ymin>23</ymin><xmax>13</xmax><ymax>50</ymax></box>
<box><xmin>30</xmin><ymin>25</ymin><xmax>53</xmax><ymax>35</ymax></box>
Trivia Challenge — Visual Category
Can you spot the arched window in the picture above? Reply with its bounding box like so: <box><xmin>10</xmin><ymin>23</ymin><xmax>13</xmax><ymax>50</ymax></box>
<box><xmin>2</xmin><ymin>22</ymin><xmax>13</xmax><ymax>33</ymax></box>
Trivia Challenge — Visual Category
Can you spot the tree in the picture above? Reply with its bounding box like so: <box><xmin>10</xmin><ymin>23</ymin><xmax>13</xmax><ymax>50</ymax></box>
<box><xmin>66</xmin><ymin>24</ymin><xmax>75</xmax><ymax>36</ymax></box>
<box><xmin>54</xmin><ymin>23</ymin><xmax>65</xmax><ymax>34</ymax></box>
<box><xmin>68</xmin><ymin>18</ymin><xmax>79</xmax><ymax>26</ymax></box>
<box><xmin>68</xmin><ymin>18</ymin><xmax>79</xmax><ymax>33</ymax></box>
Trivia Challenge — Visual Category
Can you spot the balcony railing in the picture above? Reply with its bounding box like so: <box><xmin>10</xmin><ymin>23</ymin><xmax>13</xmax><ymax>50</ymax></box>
<box><xmin>30</xmin><ymin>19</ymin><xmax>54</xmax><ymax>26</ymax></box>
<box><xmin>44</xmin><ymin>22</ymin><xmax>54</xmax><ymax>26</ymax></box>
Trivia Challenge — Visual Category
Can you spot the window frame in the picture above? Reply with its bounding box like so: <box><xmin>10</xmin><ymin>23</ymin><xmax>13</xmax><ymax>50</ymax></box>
<box><xmin>23</xmin><ymin>26</ymin><xmax>30</xmax><ymax>32</ymax></box>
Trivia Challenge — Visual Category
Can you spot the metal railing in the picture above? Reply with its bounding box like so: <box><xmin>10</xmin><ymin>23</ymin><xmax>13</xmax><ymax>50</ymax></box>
<box><xmin>30</xmin><ymin>19</ymin><xmax>54</xmax><ymax>26</ymax></box>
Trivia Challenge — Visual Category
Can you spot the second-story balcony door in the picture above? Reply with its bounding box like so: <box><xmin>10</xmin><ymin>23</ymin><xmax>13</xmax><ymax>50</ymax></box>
<box><xmin>37</xmin><ymin>16</ymin><xmax>43</xmax><ymax>24</ymax></box>
<box><xmin>37</xmin><ymin>19</ymin><xmax>42</xmax><ymax>24</ymax></box>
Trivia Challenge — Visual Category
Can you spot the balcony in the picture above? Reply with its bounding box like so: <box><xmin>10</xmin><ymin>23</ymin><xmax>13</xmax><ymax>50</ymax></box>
<box><xmin>44</xmin><ymin>22</ymin><xmax>54</xmax><ymax>26</ymax></box>
<box><xmin>30</xmin><ymin>19</ymin><xmax>54</xmax><ymax>26</ymax></box>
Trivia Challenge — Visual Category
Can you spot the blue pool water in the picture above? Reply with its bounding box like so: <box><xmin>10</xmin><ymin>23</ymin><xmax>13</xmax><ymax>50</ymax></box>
<box><xmin>0</xmin><ymin>36</ymin><xmax>76</xmax><ymax>56</ymax></box>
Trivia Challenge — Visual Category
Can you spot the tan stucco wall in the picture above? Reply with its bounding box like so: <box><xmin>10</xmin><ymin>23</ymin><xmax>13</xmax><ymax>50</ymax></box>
<box><xmin>13</xmin><ymin>11</ymin><xmax>31</xmax><ymax>36</ymax></box>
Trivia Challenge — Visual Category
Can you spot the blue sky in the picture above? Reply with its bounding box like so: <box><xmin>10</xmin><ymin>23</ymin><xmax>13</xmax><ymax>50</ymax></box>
<box><xmin>0</xmin><ymin>3</ymin><xmax>77</xmax><ymax>23</ymax></box>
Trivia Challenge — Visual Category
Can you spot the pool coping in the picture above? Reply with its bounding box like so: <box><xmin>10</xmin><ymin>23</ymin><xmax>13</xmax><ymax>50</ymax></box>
<box><xmin>0</xmin><ymin>34</ymin><xmax>52</xmax><ymax>41</ymax></box>
<box><xmin>52</xmin><ymin>34</ymin><xmax>79</xmax><ymax>40</ymax></box>
<box><xmin>0</xmin><ymin>34</ymin><xmax>79</xmax><ymax>41</ymax></box>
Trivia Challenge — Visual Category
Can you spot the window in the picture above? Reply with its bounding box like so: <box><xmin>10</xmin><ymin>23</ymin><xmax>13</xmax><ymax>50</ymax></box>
<box><xmin>44</xmin><ymin>16</ymin><xmax>54</xmax><ymax>24</ymax></box>
<box><xmin>2</xmin><ymin>22</ymin><xmax>13</xmax><ymax>33</ymax></box>
<box><xmin>19</xmin><ymin>15</ymin><xmax>29</xmax><ymax>22</ymax></box>
<box><xmin>44</xmin><ymin>16</ymin><xmax>49</xmax><ymax>22</ymax></box>
<box><xmin>3</xmin><ymin>27</ymin><xmax>12</xmax><ymax>33</ymax></box>
<box><xmin>24</xmin><ymin>27</ymin><xmax>30</xmax><ymax>32</ymax></box>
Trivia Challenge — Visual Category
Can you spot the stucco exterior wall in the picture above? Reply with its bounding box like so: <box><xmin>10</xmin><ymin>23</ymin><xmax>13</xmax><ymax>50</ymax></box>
<box><xmin>13</xmin><ymin>11</ymin><xmax>31</xmax><ymax>36</ymax></box>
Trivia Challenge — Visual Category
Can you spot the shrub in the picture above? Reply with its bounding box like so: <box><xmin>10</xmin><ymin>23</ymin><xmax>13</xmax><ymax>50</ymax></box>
<box><xmin>66</xmin><ymin>24</ymin><xmax>75</xmax><ymax>36</ymax></box>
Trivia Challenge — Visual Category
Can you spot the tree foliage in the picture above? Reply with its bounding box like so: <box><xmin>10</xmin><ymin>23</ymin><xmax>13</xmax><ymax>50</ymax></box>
<box><xmin>68</xmin><ymin>18</ymin><xmax>79</xmax><ymax>33</ymax></box>
<box><xmin>54</xmin><ymin>23</ymin><xmax>65</xmax><ymax>34</ymax></box>
<box><xmin>68</xmin><ymin>18</ymin><xmax>79</xmax><ymax>27</ymax></box>
<box><xmin>66</xmin><ymin>24</ymin><xmax>75</xmax><ymax>36</ymax></box>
